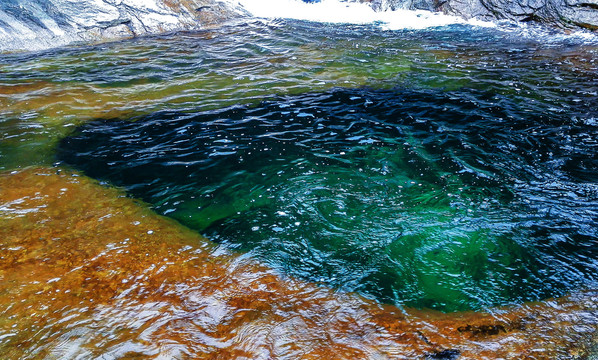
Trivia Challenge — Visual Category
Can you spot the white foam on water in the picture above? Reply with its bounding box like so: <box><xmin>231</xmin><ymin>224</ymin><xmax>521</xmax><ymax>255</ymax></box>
<box><xmin>497</xmin><ymin>20</ymin><xmax>598</xmax><ymax>45</ymax></box>
<box><xmin>235</xmin><ymin>0</ymin><xmax>495</xmax><ymax>30</ymax></box>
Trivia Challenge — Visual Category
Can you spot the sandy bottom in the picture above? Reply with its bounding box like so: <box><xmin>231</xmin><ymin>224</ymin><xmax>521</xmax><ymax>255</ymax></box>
<box><xmin>0</xmin><ymin>167</ymin><xmax>596</xmax><ymax>359</ymax></box>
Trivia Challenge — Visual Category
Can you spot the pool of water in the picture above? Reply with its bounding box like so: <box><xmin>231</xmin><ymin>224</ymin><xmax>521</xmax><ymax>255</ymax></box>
<box><xmin>2</xmin><ymin>18</ymin><xmax>598</xmax><ymax>314</ymax></box>
<box><xmin>57</xmin><ymin>85</ymin><xmax>598</xmax><ymax>311</ymax></box>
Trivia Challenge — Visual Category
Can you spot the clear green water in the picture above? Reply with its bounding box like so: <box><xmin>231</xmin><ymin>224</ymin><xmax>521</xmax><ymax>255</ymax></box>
<box><xmin>3</xmin><ymin>19</ymin><xmax>598</xmax><ymax>312</ymax></box>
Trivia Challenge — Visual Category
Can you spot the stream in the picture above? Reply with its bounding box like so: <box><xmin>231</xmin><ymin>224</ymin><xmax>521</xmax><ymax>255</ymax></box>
<box><xmin>1</xmin><ymin>5</ymin><xmax>598</xmax><ymax>358</ymax></box>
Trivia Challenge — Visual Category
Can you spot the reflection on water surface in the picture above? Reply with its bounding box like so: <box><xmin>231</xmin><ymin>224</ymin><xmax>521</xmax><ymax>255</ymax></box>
<box><xmin>0</xmin><ymin>168</ymin><xmax>596</xmax><ymax>359</ymax></box>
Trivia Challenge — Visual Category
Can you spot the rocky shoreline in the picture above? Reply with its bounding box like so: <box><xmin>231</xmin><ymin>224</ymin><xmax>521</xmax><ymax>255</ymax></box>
<box><xmin>369</xmin><ymin>0</ymin><xmax>598</xmax><ymax>31</ymax></box>
<box><xmin>0</xmin><ymin>0</ymin><xmax>596</xmax><ymax>53</ymax></box>
<box><xmin>0</xmin><ymin>0</ymin><xmax>245</xmax><ymax>52</ymax></box>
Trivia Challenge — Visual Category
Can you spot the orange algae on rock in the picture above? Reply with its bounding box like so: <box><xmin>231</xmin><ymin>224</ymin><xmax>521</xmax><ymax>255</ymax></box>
<box><xmin>0</xmin><ymin>167</ymin><xmax>596</xmax><ymax>359</ymax></box>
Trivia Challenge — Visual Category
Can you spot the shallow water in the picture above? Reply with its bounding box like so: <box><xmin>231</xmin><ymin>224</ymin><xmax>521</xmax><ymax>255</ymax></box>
<box><xmin>0</xmin><ymin>168</ymin><xmax>595</xmax><ymax>359</ymax></box>
<box><xmin>1</xmin><ymin>15</ymin><xmax>598</xmax><ymax>356</ymax></box>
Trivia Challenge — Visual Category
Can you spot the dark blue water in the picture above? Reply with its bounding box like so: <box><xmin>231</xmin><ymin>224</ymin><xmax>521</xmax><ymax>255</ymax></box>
<box><xmin>57</xmin><ymin>84</ymin><xmax>598</xmax><ymax>311</ymax></box>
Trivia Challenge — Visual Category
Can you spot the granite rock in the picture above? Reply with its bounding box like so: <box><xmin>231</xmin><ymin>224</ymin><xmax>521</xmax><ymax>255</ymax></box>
<box><xmin>0</xmin><ymin>0</ymin><xmax>245</xmax><ymax>52</ymax></box>
<box><xmin>363</xmin><ymin>0</ymin><xmax>598</xmax><ymax>30</ymax></box>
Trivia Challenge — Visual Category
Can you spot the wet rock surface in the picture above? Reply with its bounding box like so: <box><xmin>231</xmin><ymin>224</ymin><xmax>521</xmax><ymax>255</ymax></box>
<box><xmin>365</xmin><ymin>0</ymin><xmax>598</xmax><ymax>30</ymax></box>
<box><xmin>0</xmin><ymin>0</ymin><xmax>244</xmax><ymax>52</ymax></box>
<box><xmin>1</xmin><ymin>0</ymin><xmax>596</xmax><ymax>54</ymax></box>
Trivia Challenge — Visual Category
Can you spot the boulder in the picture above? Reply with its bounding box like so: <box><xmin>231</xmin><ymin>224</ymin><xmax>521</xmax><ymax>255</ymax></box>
<box><xmin>0</xmin><ymin>0</ymin><xmax>245</xmax><ymax>52</ymax></box>
<box><xmin>368</xmin><ymin>0</ymin><xmax>598</xmax><ymax>30</ymax></box>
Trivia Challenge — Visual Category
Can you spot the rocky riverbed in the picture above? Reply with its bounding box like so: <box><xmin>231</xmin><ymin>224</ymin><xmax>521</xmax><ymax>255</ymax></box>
<box><xmin>0</xmin><ymin>167</ymin><xmax>596</xmax><ymax>359</ymax></box>
<box><xmin>0</xmin><ymin>2</ymin><xmax>596</xmax><ymax>358</ymax></box>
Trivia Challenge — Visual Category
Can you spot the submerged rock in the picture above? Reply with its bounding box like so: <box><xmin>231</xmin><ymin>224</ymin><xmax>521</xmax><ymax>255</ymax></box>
<box><xmin>0</xmin><ymin>0</ymin><xmax>244</xmax><ymax>52</ymax></box>
<box><xmin>0</xmin><ymin>167</ymin><xmax>596</xmax><ymax>358</ymax></box>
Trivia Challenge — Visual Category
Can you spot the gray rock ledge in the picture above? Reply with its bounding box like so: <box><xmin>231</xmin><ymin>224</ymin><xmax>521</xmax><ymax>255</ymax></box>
<box><xmin>0</xmin><ymin>0</ymin><xmax>245</xmax><ymax>53</ymax></box>
<box><xmin>368</xmin><ymin>0</ymin><xmax>598</xmax><ymax>31</ymax></box>
<box><xmin>1</xmin><ymin>0</ymin><xmax>596</xmax><ymax>53</ymax></box>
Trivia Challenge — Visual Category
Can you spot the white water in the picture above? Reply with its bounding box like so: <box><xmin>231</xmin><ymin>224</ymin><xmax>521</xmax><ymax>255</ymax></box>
<box><xmin>235</xmin><ymin>0</ymin><xmax>495</xmax><ymax>30</ymax></box>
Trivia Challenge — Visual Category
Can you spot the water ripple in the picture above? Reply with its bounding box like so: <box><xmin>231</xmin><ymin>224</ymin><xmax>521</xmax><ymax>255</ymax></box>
<box><xmin>58</xmin><ymin>87</ymin><xmax>598</xmax><ymax>311</ymax></box>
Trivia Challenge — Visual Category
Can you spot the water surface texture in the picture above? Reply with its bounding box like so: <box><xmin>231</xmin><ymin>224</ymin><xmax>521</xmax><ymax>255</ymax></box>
<box><xmin>1</xmin><ymin>19</ymin><xmax>597</xmax><ymax>314</ymax></box>
<box><xmin>58</xmin><ymin>84</ymin><xmax>598</xmax><ymax>311</ymax></box>
<box><xmin>2</xmin><ymin>168</ymin><xmax>595</xmax><ymax>359</ymax></box>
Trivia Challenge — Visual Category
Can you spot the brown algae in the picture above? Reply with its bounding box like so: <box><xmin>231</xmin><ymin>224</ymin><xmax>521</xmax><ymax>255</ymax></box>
<box><xmin>0</xmin><ymin>167</ymin><xmax>596</xmax><ymax>359</ymax></box>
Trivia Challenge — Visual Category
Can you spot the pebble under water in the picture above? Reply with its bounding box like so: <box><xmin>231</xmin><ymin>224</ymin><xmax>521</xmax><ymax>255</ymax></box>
<box><xmin>57</xmin><ymin>86</ymin><xmax>598</xmax><ymax>312</ymax></box>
